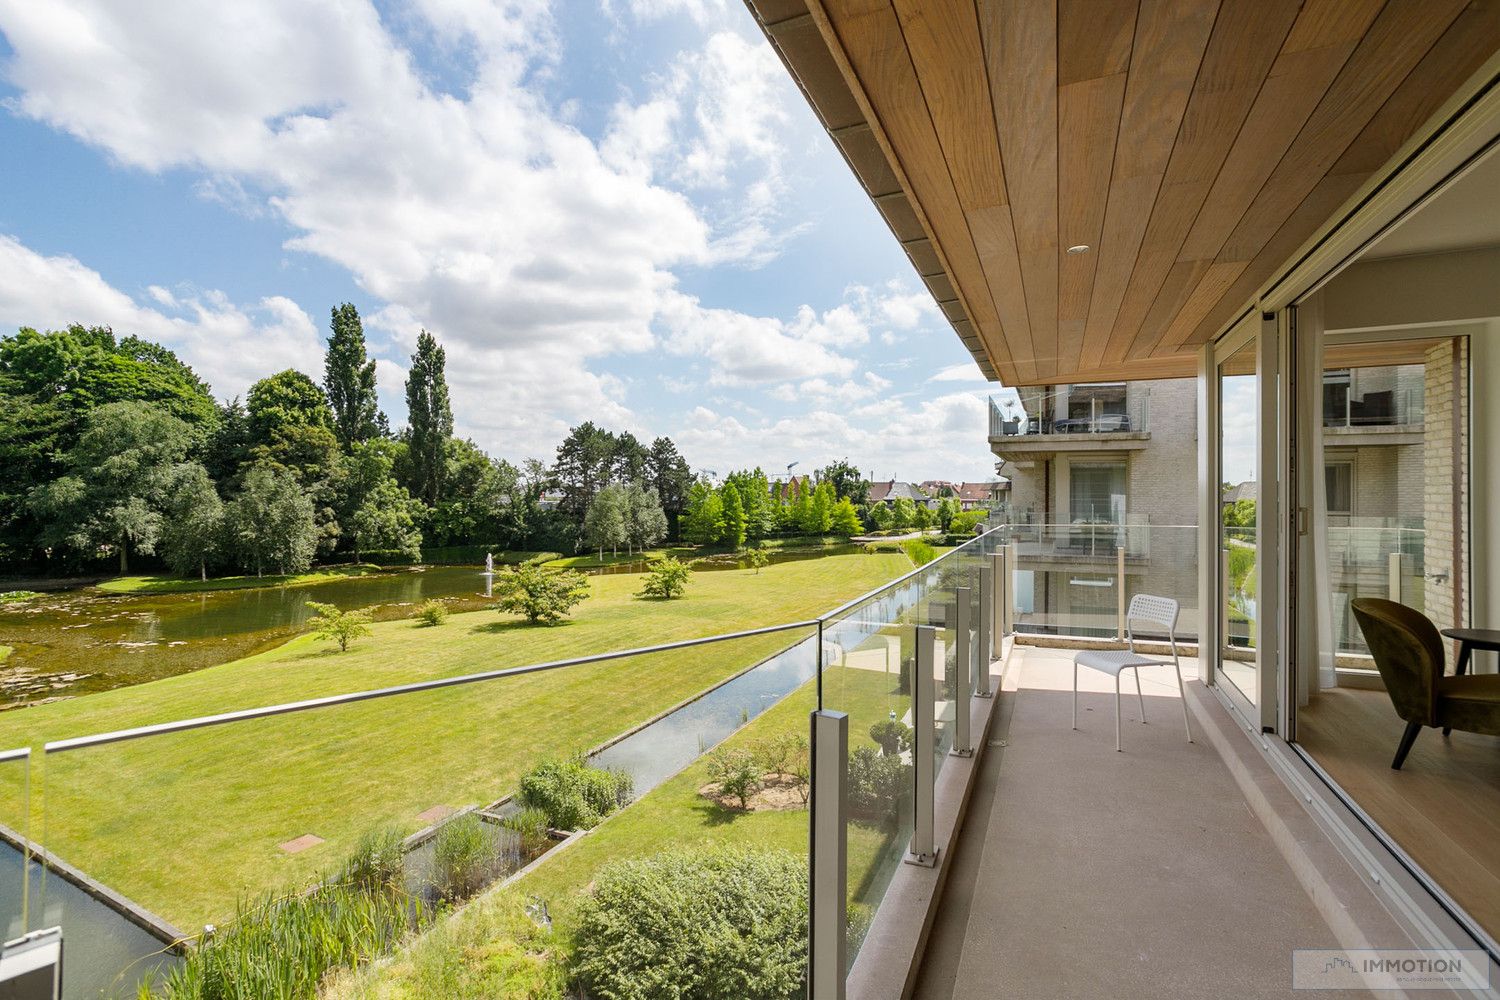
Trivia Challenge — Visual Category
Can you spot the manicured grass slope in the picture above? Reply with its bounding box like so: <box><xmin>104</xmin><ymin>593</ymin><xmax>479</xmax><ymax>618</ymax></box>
<box><xmin>0</xmin><ymin>554</ymin><xmax>910</xmax><ymax>929</ymax></box>
<box><xmin>321</xmin><ymin>665</ymin><xmax>909</xmax><ymax>999</ymax></box>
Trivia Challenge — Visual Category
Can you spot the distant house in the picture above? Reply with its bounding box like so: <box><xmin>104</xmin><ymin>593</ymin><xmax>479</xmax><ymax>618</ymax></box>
<box><xmin>866</xmin><ymin>480</ymin><xmax>927</xmax><ymax>505</ymax></box>
<box><xmin>1222</xmin><ymin>481</ymin><xmax>1257</xmax><ymax>506</ymax></box>
<box><xmin>955</xmin><ymin>480</ymin><xmax>1007</xmax><ymax>511</ymax></box>
<box><xmin>919</xmin><ymin>479</ymin><xmax>958</xmax><ymax>498</ymax></box>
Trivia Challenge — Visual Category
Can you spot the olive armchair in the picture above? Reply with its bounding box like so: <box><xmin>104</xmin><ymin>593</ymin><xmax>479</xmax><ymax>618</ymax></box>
<box><xmin>1350</xmin><ymin>598</ymin><xmax>1500</xmax><ymax>770</ymax></box>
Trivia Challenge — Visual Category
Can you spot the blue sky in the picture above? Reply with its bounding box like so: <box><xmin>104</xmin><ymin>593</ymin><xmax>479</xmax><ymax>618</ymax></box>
<box><xmin>0</xmin><ymin>0</ymin><xmax>1011</xmax><ymax>481</ymax></box>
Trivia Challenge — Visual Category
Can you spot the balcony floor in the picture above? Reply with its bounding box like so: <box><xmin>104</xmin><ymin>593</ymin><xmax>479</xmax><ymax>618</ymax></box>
<box><xmin>915</xmin><ymin>645</ymin><xmax>1356</xmax><ymax>999</ymax></box>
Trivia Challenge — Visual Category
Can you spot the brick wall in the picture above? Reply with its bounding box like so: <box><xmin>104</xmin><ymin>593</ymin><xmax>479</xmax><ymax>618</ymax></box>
<box><xmin>1423</xmin><ymin>340</ymin><xmax>1469</xmax><ymax>669</ymax></box>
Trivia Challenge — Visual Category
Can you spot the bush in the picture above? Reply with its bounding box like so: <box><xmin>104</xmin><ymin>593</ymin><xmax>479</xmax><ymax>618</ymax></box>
<box><xmin>307</xmin><ymin>600</ymin><xmax>374</xmax><ymax>652</ymax></box>
<box><xmin>636</xmin><ymin>555</ymin><xmax>692</xmax><ymax>599</ymax></box>
<box><xmin>340</xmin><ymin>826</ymin><xmax>406</xmax><ymax>892</ymax></box>
<box><xmin>848</xmin><ymin>746</ymin><xmax>912</xmax><ymax>822</ymax></box>
<box><xmin>493</xmin><ymin>564</ymin><xmax>590</xmax><ymax>625</ymax></box>
<box><xmin>949</xmin><ymin>510</ymin><xmax>988</xmax><ymax>535</ymax></box>
<box><xmin>431</xmin><ymin>814</ymin><xmax>500</xmax><ymax>903</ymax></box>
<box><xmin>869</xmin><ymin>719</ymin><xmax>913</xmax><ymax>757</ymax></box>
<box><xmin>742</xmin><ymin>548</ymin><xmax>770</xmax><ymax>573</ymax></box>
<box><xmin>707</xmin><ymin>748</ymin><xmax>761</xmax><ymax>809</ymax></box>
<box><xmin>753</xmin><ymin>732</ymin><xmax>806</xmax><ymax>779</ymax></box>
<box><xmin>861</xmin><ymin>540</ymin><xmax>904</xmax><ymax>554</ymax></box>
<box><xmin>516</xmin><ymin>756</ymin><xmax>633</xmax><ymax>831</ymax></box>
<box><xmin>571</xmin><ymin>847</ymin><xmax>807</xmax><ymax>1000</ymax></box>
<box><xmin>412</xmin><ymin>600</ymin><xmax>448</xmax><ymax>627</ymax></box>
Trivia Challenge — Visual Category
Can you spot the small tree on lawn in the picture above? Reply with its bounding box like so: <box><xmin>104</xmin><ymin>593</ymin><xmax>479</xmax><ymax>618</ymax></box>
<box><xmin>638</xmin><ymin>556</ymin><xmax>691</xmax><ymax>599</ymax></box>
<box><xmin>707</xmin><ymin>748</ymin><xmax>761</xmax><ymax>810</ymax></box>
<box><xmin>743</xmin><ymin>548</ymin><xmax>770</xmax><ymax>574</ymax></box>
<box><xmin>306</xmin><ymin>601</ymin><xmax>373</xmax><ymax>652</ymax></box>
<box><xmin>494</xmin><ymin>563</ymin><xmax>590</xmax><ymax>625</ymax></box>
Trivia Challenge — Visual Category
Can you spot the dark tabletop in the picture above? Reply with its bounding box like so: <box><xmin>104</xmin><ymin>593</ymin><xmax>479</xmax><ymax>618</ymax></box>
<box><xmin>1441</xmin><ymin>627</ymin><xmax>1500</xmax><ymax>648</ymax></box>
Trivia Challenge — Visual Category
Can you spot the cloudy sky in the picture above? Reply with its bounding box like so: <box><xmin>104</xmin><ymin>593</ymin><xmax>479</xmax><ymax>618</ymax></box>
<box><xmin>0</xmin><ymin>0</ymin><xmax>1013</xmax><ymax>481</ymax></box>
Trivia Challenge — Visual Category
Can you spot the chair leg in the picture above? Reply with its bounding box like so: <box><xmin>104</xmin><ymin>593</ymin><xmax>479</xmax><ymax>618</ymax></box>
<box><xmin>1173</xmin><ymin>661</ymin><xmax>1193</xmax><ymax>743</ymax></box>
<box><xmin>1134</xmin><ymin>668</ymin><xmax>1146</xmax><ymax>724</ymax></box>
<box><xmin>1392</xmin><ymin>721</ymin><xmax>1422</xmax><ymax>770</ymax></box>
<box><xmin>1114</xmin><ymin>673</ymin><xmax>1122</xmax><ymax>752</ymax></box>
<box><xmin>1072</xmin><ymin>661</ymin><xmax>1078</xmax><ymax>730</ymax></box>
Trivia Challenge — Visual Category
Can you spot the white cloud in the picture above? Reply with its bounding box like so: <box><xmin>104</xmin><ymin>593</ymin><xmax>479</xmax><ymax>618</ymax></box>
<box><xmin>0</xmin><ymin>234</ymin><xmax>322</xmax><ymax>398</ymax></box>
<box><xmin>928</xmin><ymin>362</ymin><xmax>987</xmax><ymax>383</ymax></box>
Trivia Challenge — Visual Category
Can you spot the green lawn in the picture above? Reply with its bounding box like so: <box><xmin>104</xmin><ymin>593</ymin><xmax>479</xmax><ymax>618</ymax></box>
<box><xmin>97</xmin><ymin>564</ymin><xmax>391</xmax><ymax>594</ymax></box>
<box><xmin>0</xmin><ymin>552</ymin><xmax>911</xmax><ymax>929</ymax></box>
<box><xmin>322</xmin><ymin>664</ymin><xmax>910</xmax><ymax>999</ymax></box>
<box><xmin>539</xmin><ymin>547</ymin><xmax>697</xmax><ymax>570</ymax></box>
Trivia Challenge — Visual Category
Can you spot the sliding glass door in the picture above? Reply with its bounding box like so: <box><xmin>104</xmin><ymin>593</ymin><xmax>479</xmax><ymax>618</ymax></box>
<box><xmin>1215</xmin><ymin>325</ymin><xmax>1261</xmax><ymax>716</ymax></box>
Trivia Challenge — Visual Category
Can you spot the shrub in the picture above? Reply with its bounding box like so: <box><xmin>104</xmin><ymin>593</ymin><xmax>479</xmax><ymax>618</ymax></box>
<box><xmin>340</xmin><ymin>826</ymin><xmax>406</xmax><ymax>892</ymax></box>
<box><xmin>949</xmin><ymin>510</ymin><xmax>988</xmax><ymax>535</ymax></box>
<box><xmin>412</xmin><ymin>600</ymin><xmax>448</xmax><ymax>627</ymax></box>
<box><xmin>742</xmin><ymin>548</ymin><xmax>770</xmax><ymax>574</ymax></box>
<box><xmin>753</xmin><ymin>732</ymin><xmax>806</xmax><ymax>779</ymax></box>
<box><xmin>869</xmin><ymin>719</ymin><xmax>913</xmax><ymax>757</ymax></box>
<box><xmin>571</xmin><ymin>847</ymin><xmax>807</xmax><ymax>1000</ymax></box>
<box><xmin>432</xmin><ymin>814</ymin><xmax>499</xmax><ymax>903</ymax></box>
<box><xmin>636</xmin><ymin>555</ymin><xmax>692</xmax><ymax>599</ymax></box>
<box><xmin>493</xmin><ymin>564</ymin><xmax>590</xmax><ymax>625</ymax></box>
<box><xmin>306</xmin><ymin>601</ymin><xmax>374</xmax><ymax>652</ymax></box>
<box><xmin>707</xmin><ymin>748</ymin><xmax>761</xmax><ymax>809</ymax></box>
<box><xmin>901</xmin><ymin>539</ymin><xmax>938</xmax><ymax>566</ymax></box>
<box><xmin>516</xmin><ymin>756</ymin><xmax>632</xmax><ymax>831</ymax></box>
<box><xmin>848</xmin><ymin>746</ymin><xmax>912</xmax><ymax>822</ymax></box>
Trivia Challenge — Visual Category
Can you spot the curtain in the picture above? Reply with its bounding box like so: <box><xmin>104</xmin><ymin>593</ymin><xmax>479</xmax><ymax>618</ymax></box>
<box><xmin>1298</xmin><ymin>296</ymin><xmax>1339</xmax><ymax>706</ymax></box>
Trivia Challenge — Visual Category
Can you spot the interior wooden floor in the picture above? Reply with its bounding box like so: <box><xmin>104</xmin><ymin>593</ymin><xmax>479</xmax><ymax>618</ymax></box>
<box><xmin>1297</xmin><ymin>686</ymin><xmax>1500</xmax><ymax>940</ymax></box>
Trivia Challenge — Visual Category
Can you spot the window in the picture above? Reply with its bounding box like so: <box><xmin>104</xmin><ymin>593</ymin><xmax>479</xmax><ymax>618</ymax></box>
<box><xmin>1324</xmin><ymin>461</ymin><xmax>1353</xmax><ymax>517</ymax></box>
<box><xmin>1070</xmin><ymin>461</ymin><xmax>1126</xmax><ymax>523</ymax></box>
<box><xmin>1322</xmin><ymin>369</ymin><xmax>1351</xmax><ymax>427</ymax></box>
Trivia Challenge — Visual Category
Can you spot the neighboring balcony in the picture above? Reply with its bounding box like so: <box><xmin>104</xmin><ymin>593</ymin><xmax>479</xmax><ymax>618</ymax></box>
<box><xmin>1322</xmin><ymin>382</ymin><xmax>1425</xmax><ymax>447</ymax></box>
<box><xmin>989</xmin><ymin>393</ymin><xmax>1151</xmax><ymax>462</ymax></box>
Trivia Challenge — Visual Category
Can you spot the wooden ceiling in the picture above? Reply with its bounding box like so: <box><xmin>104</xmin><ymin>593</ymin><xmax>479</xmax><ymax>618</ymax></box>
<box><xmin>746</xmin><ymin>0</ymin><xmax>1500</xmax><ymax>386</ymax></box>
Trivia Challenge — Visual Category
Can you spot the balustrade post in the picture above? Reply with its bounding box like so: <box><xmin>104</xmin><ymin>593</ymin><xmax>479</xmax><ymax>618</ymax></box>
<box><xmin>952</xmin><ymin>587</ymin><xmax>973</xmax><ymax>756</ymax></box>
<box><xmin>906</xmin><ymin>625</ymin><xmax>938</xmax><ymax>867</ymax></box>
<box><xmin>977</xmin><ymin>565</ymin><xmax>994</xmax><ymax>697</ymax></box>
<box><xmin>809</xmin><ymin>709</ymin><xmax>848</xmax><ymax>1000</ymax></box>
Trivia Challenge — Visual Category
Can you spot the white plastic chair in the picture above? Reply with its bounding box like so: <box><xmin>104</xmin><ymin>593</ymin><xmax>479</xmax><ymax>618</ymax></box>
<box><xmin>1072</xmin><ymin>594</ymin><xmax>1193</xmax><ymax>751</ymax></box>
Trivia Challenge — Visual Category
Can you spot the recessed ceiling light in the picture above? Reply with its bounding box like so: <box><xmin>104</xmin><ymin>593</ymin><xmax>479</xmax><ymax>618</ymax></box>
<box><xmin>1066</xmin><ymin>244</ymin><xmax>1090</xmax><ymax>255</ymax></box>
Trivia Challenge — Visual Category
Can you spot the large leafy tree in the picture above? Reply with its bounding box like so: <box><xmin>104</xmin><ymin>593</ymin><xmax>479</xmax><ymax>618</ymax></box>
<box><xmin>583</xmin><ymin>483</ymin><xmax>630</xmax><ymax>556</ymax></box>
<box><xmin>646</xmin><ymin>436</ymin><xmax>692</xmax><ymax>538</ymax></box>
<box><xmin>160</xmin><ymin>462</ymin><xmax>225</xmax><ymax>580</ymax></box>
<box><xmin>351</xmin><ymin>477</ymin><xmax>424</xmax><ymax>562</ymax></box>
<box><xmin>225</xmin><ymin>464</ymin><xmax>319</xmax><ymax>576</ymax></box>
<box><xmin>720</xmin><ymin>483</ymin><xmax>747</xmax><ymax>549</ymax></box>
<box><xmin>624</xmin><ymin>483</ymin><xmax>668</xmax><ymax>553</ymax></box>
<box><xmin>611</xmin><ymin>432</ymin><xmax>650</xmax><ymax>485</ymax></box>
<box><xmin>28</xmin><ymin>401</ymin><xmax>193</xmax><ymax>572</ymax></box>
<box><xmin>817</xmin><ymin>460</ymin><xmax>869</xmax><ymax>506</ymax></box>
<box><xmin>247</xmin><ymin>369</ymin><xmax>333</xmax><ymax>440</ymax></box>
<box><xmin>682</xmin><ymin>480</ymin><xmax>724</xmax><ymax>546</ymax></box>
<box><xmin>552</xmin><ymin>421</ymin><xmax>618</xmax><ymax>521</ymax></box>
<box><xmin>324</xmin><ymin>304</ymin><xmax>385</xmax><ymax>451</ymax></box>
<box><xmin>405</xmin><ymin>329</ymin><xmax>453</xmax><ymax>507</ymax></box>
<box><xmin>830</xmin><ymin>497</ymin><xmax>864</xmax><ymax>538</ymax></box>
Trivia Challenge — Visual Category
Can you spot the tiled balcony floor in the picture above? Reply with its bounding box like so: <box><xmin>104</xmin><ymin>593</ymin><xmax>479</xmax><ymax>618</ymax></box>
<box><xmin>913</xmin><ymin>646</ymin><xmax>1359</xmax><ymax>999</ymax></box>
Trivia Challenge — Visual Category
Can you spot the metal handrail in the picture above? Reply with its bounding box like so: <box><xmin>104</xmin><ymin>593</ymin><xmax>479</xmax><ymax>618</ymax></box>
<box><xmin>43</xmin><ymin>620</ymin><xmax>820</xmax><ymax>755</ymax></box>
<box><xmin>0</xmin><ymin>746</ymin><xmax>30</xmax><ymax>764</ymax></box>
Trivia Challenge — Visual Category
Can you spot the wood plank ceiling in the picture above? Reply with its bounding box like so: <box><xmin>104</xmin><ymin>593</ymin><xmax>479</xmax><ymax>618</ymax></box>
<box><xmin>746</xmin><ymin>0</ymin><xmax>1500</xmax><ymax>386</ymax></box>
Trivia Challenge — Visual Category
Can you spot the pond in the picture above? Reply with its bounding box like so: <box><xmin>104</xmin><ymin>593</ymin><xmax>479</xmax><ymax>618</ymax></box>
<box><xmin>0</xmin><ymin>567</ymin><xmax>500</xmax><ymax>699</ymax></box>
<box><xmin>0</xmin><ymin>547</ymin><xmax>862</xmax><ymax>701</ymax></box>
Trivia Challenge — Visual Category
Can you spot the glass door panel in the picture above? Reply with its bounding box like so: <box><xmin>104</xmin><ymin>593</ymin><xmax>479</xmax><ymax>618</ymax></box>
<box><xmin>1218</xmin><ymin>339</ymin><xmax>1259</xmax><ymax>706</ymax></box>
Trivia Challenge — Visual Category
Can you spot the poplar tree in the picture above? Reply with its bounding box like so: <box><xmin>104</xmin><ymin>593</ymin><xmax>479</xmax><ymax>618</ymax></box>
<box><xmin>324</xmin><ymin>304</ymin><xmax>384</xmax><ymax>451</ymax></box>
<box><xmin>405</xmin><ymin>329</ymin><xmax>453</xmax><ymax>506</ymax></box>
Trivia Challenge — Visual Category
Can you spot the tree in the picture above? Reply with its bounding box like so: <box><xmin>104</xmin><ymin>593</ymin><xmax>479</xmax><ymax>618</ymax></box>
<box><xmin>637</xmin><ymin>556</ymin><xmax>691</xmax><ymax>599</ymax></box>
<box><xmin>936</xmin><ymin>497</ymin><xmax>959</xmax><ymax>532</ymax></box>
<box><xmin>28</xmin><ymin>402</ymin><xmax>193</xmax><ymax>572</ymax></box>
<box><xmin>912</xmin><ymin>502</ymin><xmax>934</xmax><ymax>531</ymax></box>
<box><xmin>726</xmin><ymin>468</ymin><xmax>774</xmax><ymax>540</ymax></box>
<box><xmin>624</xmin><ymin>483</ymin><xmax>668</xmax><ymax>553</ymax></box>
<box><xmin>493</xmin><ymin>564</ymin><xmax>591</xmax><ymax>625</ymax></box>
<box><xmin>225</xmin><ymin>464</ymin><xmax>319</xmax><ymax>576</ymax></box>
<box><xmin>324</xmin><ymin>304</ymin><xmax>384</xmax><ymax>451</ymax></box>
<box><xmin>817</xmin><ymin>460</ymin><xmax>869</xmax><ymax>506</ymax></box>
<box><xmin>161</xmin><ymin>463</ymin><xmax>224</xmax><ymax>580</ymax></box>
<box><xmin>867</xmin><ymin>502</ymin><xmax>892</xmax><ymax>531</ymax></box>
<box><xmin>829</xmin><ymin>497</ymin><xmax>863</xmax><ymax>538</ymax></box>
<box><xmin>801</xmin><ymin>481</ymin><xmax>834</xmax><ymax>535</ymax></box>
<box><xmin>247</xmin><ymin>369</ymin><xmax>333</xmax><ymax>441</ymax></box>
<box><xmin>352</xmin><ymin>477</ymin><xmax>424</xmax><ymax>562</ymax></box>
<box><xmin>551</xmin><ymin>422</ymin><xmax>618</xmax><ymax>522</ymax></box>
<box><xmin>682</xmin><ymin>480</ymin><xmax>724</xmax><ymax>546</ymax></box>
<box><xmin>405</xmin><ymin>329</ymin><xmax>454</xmax><ymax>506</ymax></box>
<box><xmin>611</xmin><ymin>431</ymin><xmax>650</xmax><ymax>485</ymax></box>
<box><xmin>582</xmin><ymin>484</ymin><xmax>629</xmax><ymax>557</ymax></box>
<box><xmin>720</xmin><ymin>483</ymin><xmax>747</xmax><ymax>549</ymax></box>
<box><xmin>646</xmin><ymin>437</ymin><xmax>692</xmax><ymax>535</ymax></box>
<box><xmin>743</xmin><ymin>548</ymin><xmax>770</xmax><ymax>574</ymax></box>
<box><xmin>306</xmin><ymin>601</ymin><xmax>373</xmax><ymax>652</ymax></box>
<box><xmin>891</xmin><ymin>497</ymin><xmax>917</xmax><ymax>530</ymax></box>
